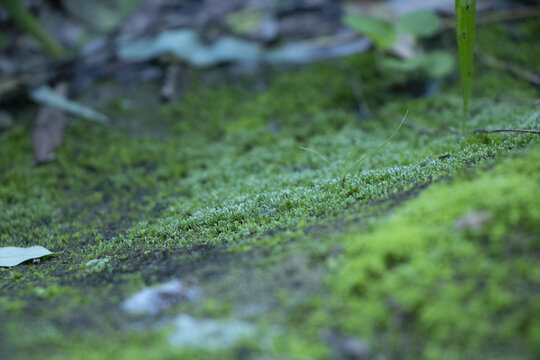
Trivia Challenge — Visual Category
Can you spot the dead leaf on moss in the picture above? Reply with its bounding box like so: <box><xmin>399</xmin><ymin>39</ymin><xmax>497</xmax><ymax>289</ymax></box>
<box><xmin>0</xmin><ymin>246</ymin><xmax>61</xmax><ymax>267</ymax></box>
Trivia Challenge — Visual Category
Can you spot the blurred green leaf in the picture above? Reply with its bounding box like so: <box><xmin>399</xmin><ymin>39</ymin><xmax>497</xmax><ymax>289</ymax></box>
<box><xmin>382</xmin><ymin>51</ymin><xmax>453</xmax><ymax>78</ymax></box>
<box><xmin>396</xmin><ymin>10</ymin><xmax>442</xmax><ymax>38</ymax></box>
<box><xmin>382</xmin><ymin>56</ymin><xmax>424</xmax><ymax>72</ymax></box>
<box><xmin>423</xmin><ymin>51</ymin><xmax>454</xmax><ymax>78</ymax></box>
<box><xmin>118</xmin><ymin>29</ymin><xmax>262</xmax><ymax>66</ymax></box>
<box><xmin>343</xmin><ymin>14</ymin><xmax>397</xmax><ymax>50</ymax></box>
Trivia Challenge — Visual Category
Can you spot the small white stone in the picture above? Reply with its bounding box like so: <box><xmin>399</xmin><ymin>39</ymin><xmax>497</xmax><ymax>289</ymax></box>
<box><xmin>122</xmin><ymin>280</ymin><xmax>199</xmax><ymax>315</ymax></box>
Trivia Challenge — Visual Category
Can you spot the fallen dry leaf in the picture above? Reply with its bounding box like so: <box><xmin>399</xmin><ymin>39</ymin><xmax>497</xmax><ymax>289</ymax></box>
<box><xmin>0</xmin><ymin>245</ymin><xmax>60</xmax><ymax>267</ymax></box>
<box><xmin>32</xmin><ymin>82</ymin><xmax>68</xmax><ymax>164</ymax></box>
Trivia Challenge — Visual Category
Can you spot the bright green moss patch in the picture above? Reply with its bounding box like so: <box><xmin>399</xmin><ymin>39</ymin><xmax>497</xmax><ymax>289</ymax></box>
<box><xmin>111</xmin><ymin>95</ymin><xmax>538</xmax><ymax>253</ymax></box>
<box><xmin>336</xmin><ymin>142</ymin><xmax>540</xmax><ymax>359</ymax></box>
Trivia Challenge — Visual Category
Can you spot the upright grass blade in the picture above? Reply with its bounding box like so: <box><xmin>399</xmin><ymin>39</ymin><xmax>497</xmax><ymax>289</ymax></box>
<box><xmin>0</xmin><ymin>0</ymin><xmax>65</xmax><ymax>59</ymax></box>
<box><xmin>455</xmin><ymin>0</ymin><xmax>476</xmax><ymax>133</ymax></box>
<box><xmin>341</xmin><ymin>111</ymin><xmax>408</xmax><ymax>187</ymax></box>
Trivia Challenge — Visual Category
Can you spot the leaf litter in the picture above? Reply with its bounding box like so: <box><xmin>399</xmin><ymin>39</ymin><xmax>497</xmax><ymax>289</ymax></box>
<box><xmin>0</xmin><ymin>246</ymin><xmax>61</xmax><ymax>267</ymax></box>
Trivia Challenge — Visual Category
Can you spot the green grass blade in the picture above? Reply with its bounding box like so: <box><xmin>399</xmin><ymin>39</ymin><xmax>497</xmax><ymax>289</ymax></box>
<box><xmin>300</xmin><ymin>147</ymin><xmax>332</xmax><ymax>166</ymax></box>
<box><xmin>0</xmin><ymin>0</ymin><xmax>65</xmax><ymax>59</ymax></box>
<box><xmin>455</xmin><ymin>0</ymin><xmax>476</xmax><ymax>132</ymax></box>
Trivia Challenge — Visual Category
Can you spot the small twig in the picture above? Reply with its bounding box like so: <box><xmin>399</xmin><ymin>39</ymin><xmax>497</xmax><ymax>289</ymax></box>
<box><xmin>470</xmin><ymin>128</ymin><xmax>540</xmax><ymax>135</ymax></box>
<box><xmin>443</xmin><ymin>7</ymin><xmax>540</xmax><ymax>28</ymax></box>
<box><xmin>405</xmin><ymin>120</ymin><xmax>540</xmax><ymax>136</ymax></box>
<box><xmin>476</xmin><ymin>6</ymin><xmax>540</xmax><ymax>24</ymax></box>
<box><xmin>476</xmin><ymin>48</ymin><xmax>540</xmax><ymax>86</ymax></box>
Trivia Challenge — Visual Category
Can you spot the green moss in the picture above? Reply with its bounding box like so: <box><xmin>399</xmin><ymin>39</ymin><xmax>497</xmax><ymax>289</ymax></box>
<box><xmin>0</xmin><ymin>296</ymin><xmax>26</xmax><ymax>312</ymax></box>
<box><xmin>117</xmin><ymin>97</ymin><xmax>538</xmax><ymax>251</ymax></box>
<box><xmin>0</xmin><ymin>17</ymin><xmax>539</xmax><ymax>360</ymax></box>
<box><xmin>336</xmin><ymin>142</ymin><xmax>540</xmax><ymax>359</ymax></box>
<box><xmin>6</xmin><ymin>325</ymin><xmax>252</xmax><ymax>360</ymax></box>
<box><xmin>477</xmin><ymin>19</ymin><xmax>540</xmax><ymax>72</ymax></box>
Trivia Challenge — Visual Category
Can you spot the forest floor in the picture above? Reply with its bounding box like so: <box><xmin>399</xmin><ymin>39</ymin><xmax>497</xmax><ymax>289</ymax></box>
<box><xmin>1</xmin><ymin>19</ymin><xmax>539</xmax><ymax>360</ymax></box>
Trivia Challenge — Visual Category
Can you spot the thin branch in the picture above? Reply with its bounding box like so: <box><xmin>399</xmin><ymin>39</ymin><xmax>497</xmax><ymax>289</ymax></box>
<box><xmin>470</xmin><ymin>128</ymin><xmax>540</xmax><ymax>135</ymax></box>
<box><xmin>443</xmin><ymin>6</ymin><xmax>540</xmax><ymax>28</ymax></box>
<box><xmin>404</xmin><ymin>121</ymin><xmax>540</xmax><ymax>136</ymax></box>
<box><xmin>476</xmin><ymin>6</ymin><xmax>540</xmax><ymax>24</ymax></box>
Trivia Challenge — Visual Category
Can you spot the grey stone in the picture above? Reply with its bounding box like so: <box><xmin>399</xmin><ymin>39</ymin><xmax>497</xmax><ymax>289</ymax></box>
<box><xmin>122</xmin><ymin>280</ymin><xmax>200</xmax><ymax>315</ymax></box>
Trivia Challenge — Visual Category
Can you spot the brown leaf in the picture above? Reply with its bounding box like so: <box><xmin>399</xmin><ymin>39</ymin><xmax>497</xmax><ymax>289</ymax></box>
<box><xmin>32</xmin><ymin>82</ymin><xmax>68</xmax><ymax>164</ymax></box>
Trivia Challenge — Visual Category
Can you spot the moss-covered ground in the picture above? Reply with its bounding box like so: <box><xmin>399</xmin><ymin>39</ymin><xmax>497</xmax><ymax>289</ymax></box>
<box><xmin>1</xmin><ymin>20</ymin><xmax>539</xmax><ymax>359</ymax></box>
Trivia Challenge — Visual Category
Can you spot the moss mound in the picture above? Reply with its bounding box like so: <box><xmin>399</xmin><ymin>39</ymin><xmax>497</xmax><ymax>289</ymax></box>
<box><xmin>338</xmin><ymin>143</ymin><xmax>540</xmax><ymax>359</ymax></box>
